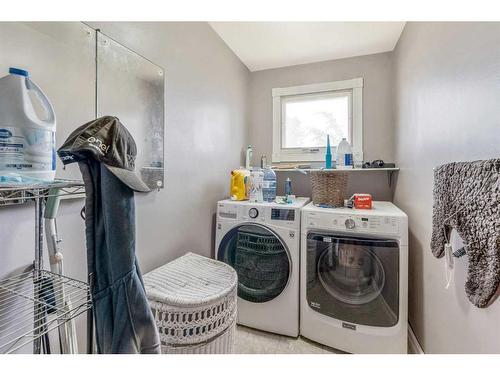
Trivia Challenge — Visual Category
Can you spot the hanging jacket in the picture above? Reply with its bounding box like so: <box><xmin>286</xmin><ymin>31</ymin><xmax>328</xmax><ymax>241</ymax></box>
<box><xmin>79</xmin><ymin>158</ymin><xmax>160</xmax><ymax>353</ymax></box>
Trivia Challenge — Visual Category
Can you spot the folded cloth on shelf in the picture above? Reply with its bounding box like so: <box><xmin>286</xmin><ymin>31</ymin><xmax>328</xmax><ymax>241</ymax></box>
<box><xmin>431</xmin><ymin>159</ymin><xmax>500</xmax><ymax>308</ymax></box>
<box><xmin>78</xmin><ymin>159</ymin><xmax>160</xmax><ymax>353</ymax></box>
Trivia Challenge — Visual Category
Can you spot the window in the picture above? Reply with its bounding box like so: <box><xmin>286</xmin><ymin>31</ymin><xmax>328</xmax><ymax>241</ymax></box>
<box><xmin>272</xmin><ymin>78</ymin><xmax>363</xmax><ymax>163</ymax></box>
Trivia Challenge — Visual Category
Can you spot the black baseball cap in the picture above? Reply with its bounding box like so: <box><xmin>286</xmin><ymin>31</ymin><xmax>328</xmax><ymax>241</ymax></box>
<box><xmin>58</xmin><ymin>116</ymin><xmax>151</xmax><ymax>192</ymax></box>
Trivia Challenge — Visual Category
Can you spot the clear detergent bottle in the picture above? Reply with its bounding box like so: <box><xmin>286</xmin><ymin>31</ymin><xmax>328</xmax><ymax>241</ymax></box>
<box><xmin>0</xmin><ymin>68</ymin><xmax>57</xmax><ymax>183</ymax></box>
<box><xmin>336</xmin><ymin>138</ymin><xmax>353</xmax><ymax>169</ymax></box>
<box><xmin>262</xmin><ymin>165</ymin><xmax>276</xmax><ymax>202</ymax></box>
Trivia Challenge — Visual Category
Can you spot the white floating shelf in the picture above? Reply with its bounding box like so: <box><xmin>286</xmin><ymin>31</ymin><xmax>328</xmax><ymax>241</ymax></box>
<box><xmin>271</xmin><ymin>167</ymin><xmax>399</xmax><ymax>187</ymax></box>
<box><xmin>272</xmin><ymin>167</ymin><xmax>399</xmax><ymax>172</ymax></box>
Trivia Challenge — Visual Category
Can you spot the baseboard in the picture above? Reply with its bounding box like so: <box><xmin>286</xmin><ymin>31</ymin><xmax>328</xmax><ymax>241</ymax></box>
<box><xmin>408</xmin><ymin>323</ymin><xmax>424</xmax><ymax>354</ymax></box>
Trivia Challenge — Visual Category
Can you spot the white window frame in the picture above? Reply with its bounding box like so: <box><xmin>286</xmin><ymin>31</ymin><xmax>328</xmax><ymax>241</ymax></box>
<box><xmin>272</xmin><ymin>77</ymin><xmax>363</xmax><ymax>163</ymax></box>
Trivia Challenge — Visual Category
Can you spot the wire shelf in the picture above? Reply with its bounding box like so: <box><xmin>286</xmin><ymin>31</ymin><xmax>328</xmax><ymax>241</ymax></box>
<box><xmin>0</xmin><ymin>270</ymin><xmax>91</xmax><ymax>354</ymax></box>
<box><xmin>0</xmin><ymin>179</ymin><xmax>85</xmax><ymax>206</ymax></box>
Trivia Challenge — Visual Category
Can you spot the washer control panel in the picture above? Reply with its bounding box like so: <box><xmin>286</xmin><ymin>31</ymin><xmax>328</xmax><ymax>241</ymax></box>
<box><xmin>306</xmin><ymin>212</ymin><xmax>399</xmax><ymax>235</ymax></box>
<box><xmin>217</xmin><ymin>202</ymin><xmax>301</xmax><ymax>229</ymax></box>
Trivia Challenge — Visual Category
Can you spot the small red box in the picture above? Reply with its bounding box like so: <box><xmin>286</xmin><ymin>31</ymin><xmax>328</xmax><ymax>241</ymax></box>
<box><xmin>354</xmin><ymin>194</ymin><xmax>372</xmax><ymax>209</ymax></box>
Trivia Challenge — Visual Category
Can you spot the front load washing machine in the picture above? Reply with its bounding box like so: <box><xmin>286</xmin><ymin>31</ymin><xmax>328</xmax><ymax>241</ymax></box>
<box><xmin>216</xmin><ymin>198</ymin><xmax>310</xmax><ymax>337</ymax></box>
<box><xmin>300</xmin><ymin>201</ymin><xmax>408</xmax><ymax>353</ymax></box>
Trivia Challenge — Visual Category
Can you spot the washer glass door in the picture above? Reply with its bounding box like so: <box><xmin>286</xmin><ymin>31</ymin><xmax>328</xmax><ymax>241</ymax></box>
<box><xmin>218</xmin><ymin>224</ymin><xmax>290</xmax><ymax>303</ymax></box>
<box><xmin>306</xmin><ymin>233</ymin><xmax>399</xmax><ymax>327</ymax></box>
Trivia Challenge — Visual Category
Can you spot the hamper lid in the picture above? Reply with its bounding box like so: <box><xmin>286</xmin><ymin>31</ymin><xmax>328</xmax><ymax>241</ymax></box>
<box><xmin>143</xmin><ymin>252</ymin><xmax>237</xmax><ymax>308</ymax></box>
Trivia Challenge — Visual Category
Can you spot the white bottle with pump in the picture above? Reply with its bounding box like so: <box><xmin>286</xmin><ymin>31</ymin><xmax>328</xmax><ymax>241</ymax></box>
<box><xmin>0</xmin><ymin>68</ymin><xmax>56</xmax><ymax>183</ymax></box>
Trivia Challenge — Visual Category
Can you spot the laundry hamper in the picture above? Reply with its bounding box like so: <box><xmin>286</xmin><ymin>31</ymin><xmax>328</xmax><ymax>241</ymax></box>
<box><xmin>143</xmin><ymin>252</ymin><xmax>237</xmax><ymax>354</ymax></box>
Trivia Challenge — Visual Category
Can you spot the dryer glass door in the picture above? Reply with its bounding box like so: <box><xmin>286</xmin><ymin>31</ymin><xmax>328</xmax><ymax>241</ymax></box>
<box><xmin>306</xmin><ymin>233</ymin><xmax>399</xmax><ymax>327</ymax></box>
<box><xmin>218</xmin><ymin>224</ymin><xmax>291</xmax><ymax>303</ymax></box>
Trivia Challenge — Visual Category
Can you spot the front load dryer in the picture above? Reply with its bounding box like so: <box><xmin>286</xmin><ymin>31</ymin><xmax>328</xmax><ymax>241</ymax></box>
<box><xmin>300</xmin><ymin>201</ymin><xmax>408</xmax><ymax>353</ymax></box>
<box><xmin>216</xmin><ymin>198</ymin><xmax>310</xmax><ymax>337</ymax></box>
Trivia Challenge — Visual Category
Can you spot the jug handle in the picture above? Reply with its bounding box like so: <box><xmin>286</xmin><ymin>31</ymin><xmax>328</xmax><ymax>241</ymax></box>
<box><xmin>25</xmin><ymin>78</ymin><xmax>56</xmax><ymax>125</ymax></box>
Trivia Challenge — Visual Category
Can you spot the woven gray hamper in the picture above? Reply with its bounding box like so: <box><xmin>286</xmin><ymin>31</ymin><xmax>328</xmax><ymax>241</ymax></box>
<box><xmin>143</xmin><ymin>252</ymin><xmax>237</xmax><ymax>354</ymax></box>
<box><xmin>310</xmin><ymin>170</ymin><xmax>349</xmax><ymax>207</ymax></box>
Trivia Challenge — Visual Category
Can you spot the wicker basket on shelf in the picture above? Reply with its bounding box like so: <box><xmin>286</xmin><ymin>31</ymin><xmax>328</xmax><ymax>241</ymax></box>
<box><xmin>309</xmin><ymin>170</ymin><xmax>349</xmax><ymax>208</ymax></box>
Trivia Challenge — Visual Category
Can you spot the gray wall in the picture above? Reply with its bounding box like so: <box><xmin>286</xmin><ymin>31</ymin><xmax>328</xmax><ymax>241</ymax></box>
<box><xmin>248</xmin><ymin>53</ymin><xmax>395</xmax><ymax>200</ymax></box>
<box><xmin>0</xmin><ymin>22</ymin><xmax>249</xmax><ymax>352</ymax></box>
<box><xmin>393</xmin><ymin>22</ymin><xmax>500</xmax><ymax>353</ymax></box>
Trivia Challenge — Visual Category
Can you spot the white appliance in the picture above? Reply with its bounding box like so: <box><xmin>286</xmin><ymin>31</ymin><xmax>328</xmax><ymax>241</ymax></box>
<box><xmin>300</xmin><ymin>201</ymin><xmax>408</xmax><ymax>353</ymax></box>
<box><xmin>216</xmin><ymin>197</ymin><xmax>310</xmax><ymax>337</ymax></box>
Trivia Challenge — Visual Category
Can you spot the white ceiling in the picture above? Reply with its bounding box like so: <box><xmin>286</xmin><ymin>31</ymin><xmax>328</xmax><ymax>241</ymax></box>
<box><xmin>209</xmin><ymin>22</ymin><xmax>405</xmax><ymax>72</ymax></box>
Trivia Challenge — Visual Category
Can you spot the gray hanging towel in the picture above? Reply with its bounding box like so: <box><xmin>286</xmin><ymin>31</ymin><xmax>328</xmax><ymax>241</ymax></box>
<box><xmin>58</xmin><ymin>116</ymin><xmax>160</xmax><ymax>353</ymax></box>
<box><xmin>431</xmin><ymin>159</ymin><xmax>500</xmax><ymax>308</ymax></box>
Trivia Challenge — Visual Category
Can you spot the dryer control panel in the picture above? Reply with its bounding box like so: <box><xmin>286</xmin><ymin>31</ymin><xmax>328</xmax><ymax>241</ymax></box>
<box><xmin>305</xmin><ymin>212</ymin><xmax>399</xmax><ymax>235</ymax></box>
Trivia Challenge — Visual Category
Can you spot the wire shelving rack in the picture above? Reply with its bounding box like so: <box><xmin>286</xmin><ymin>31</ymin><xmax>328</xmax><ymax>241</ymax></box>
<box><xmin>0</xmin><ymin>179</ymin><xmax>93</xmax><ymax>354</ymax></box>
<box><xmin>0</xmin><ymin>179</ymin><xmax>85</xmax><ymax>207</ymax></box>
<box><xmin>0</xmin><ymin>270</ymin><xmax>91</xmax><ymax>354</ymax></box>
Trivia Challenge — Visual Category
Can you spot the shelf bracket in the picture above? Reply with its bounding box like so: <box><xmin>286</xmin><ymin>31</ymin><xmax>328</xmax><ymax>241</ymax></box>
<box><xmin>388</xmin><ymin>171</ymin><xmax>394</xmax><ymax>188</ymax></box>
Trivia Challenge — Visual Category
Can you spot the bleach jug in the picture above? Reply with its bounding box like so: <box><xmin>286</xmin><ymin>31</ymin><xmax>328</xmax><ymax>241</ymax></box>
<box><xmin>0</xmin><ymin>68</ymin><xmax>56</xmax><ymax>183</ymax></box>
<box><xmin>336</xmin><ymin>138</ymin><xmax>353</xmax><ymax>170</ymax></box>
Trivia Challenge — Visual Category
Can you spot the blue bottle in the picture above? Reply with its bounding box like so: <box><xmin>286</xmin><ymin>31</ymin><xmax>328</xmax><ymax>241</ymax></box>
<box><xmin>263</xmin><ymin>165</ymin><xmax>277</xmax><ymax>202</ymax></box>
<box><xmin>325</xmin><ymin>134</ymin><xmax>332</xmax><ymax>169</ymax></box>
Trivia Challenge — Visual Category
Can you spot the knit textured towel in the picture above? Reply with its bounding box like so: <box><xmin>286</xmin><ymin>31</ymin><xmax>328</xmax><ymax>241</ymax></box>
<box><xmin>431</xmin><ymin>159</ymin><xmax>500</xmax><ymax>308</ymax></box>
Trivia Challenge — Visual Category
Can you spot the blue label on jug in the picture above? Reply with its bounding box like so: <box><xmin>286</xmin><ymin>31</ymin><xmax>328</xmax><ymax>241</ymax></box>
<box><xmin>344</xmin><ymin>153</ymin><xmax>353</xmax><ymax>166</ymax></box>
<box><xmin>51</xmin><ymin>132</ymin><xmax>56</xmax><ymax>171</ymax></box>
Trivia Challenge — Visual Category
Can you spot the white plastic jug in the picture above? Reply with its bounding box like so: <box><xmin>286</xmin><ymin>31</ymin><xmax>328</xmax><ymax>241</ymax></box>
<box><xmin>336</xmin><ymin>138</ymin><xmax>353</xmax><ymax>170</ymax></box>
<box><xmin>249</xmin><ymin>168</ymin><xmax>264</xmax><ymax>203</ymax></box>
<box><xmin>0</xmin><ymin>68</ymin><xmax>56</xmax><ymax>183</ymax></box>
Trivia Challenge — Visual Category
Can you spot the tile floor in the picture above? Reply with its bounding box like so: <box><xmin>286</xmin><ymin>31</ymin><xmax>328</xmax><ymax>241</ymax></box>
<box><xmin>234</xmin><ymin>325</ymin><xmax>414</xmax><ymax>354</ymax></box>
<box><xmin>234</xmin><ymin>325</ymin><xmax>341</xmax><ymax>354</ymax></box>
